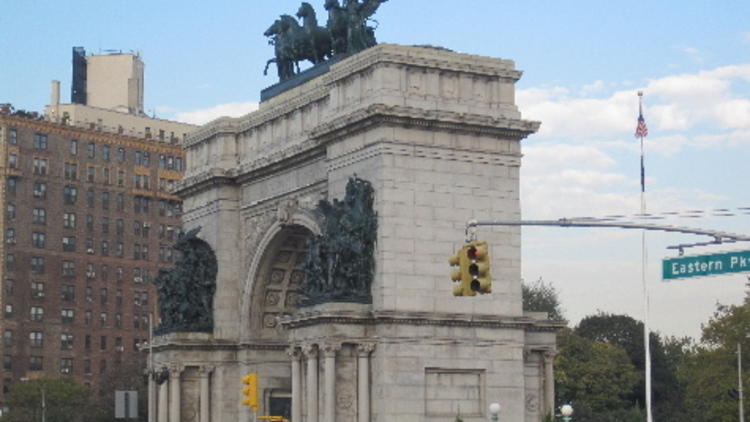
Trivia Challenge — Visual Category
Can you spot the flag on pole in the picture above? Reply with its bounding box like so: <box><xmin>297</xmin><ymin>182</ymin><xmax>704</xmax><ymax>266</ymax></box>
<box><xmin>635</xmin><ymin>95</ymin><xmax>648</xmax><ymax>192</ymax></box>
<box><xmin>635</xmin><ymin>112</ymin><xmax>649</xmax><ymax>138</ymax></box>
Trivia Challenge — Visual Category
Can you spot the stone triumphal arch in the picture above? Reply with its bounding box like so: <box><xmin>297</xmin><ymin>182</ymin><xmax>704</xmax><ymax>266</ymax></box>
<box><xmin>150</xmin><ymin>44</ymin><xmax>563</xmax><ymax>422</ymax></box>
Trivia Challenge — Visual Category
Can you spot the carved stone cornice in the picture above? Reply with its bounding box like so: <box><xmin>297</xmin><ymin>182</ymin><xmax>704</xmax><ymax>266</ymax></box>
<box><xmin>311</xmin><ymin>103</ymin><xmax>539</xmax><ymax>144</ymax></box>
<box><xmin>279</xmin><ymin>309</ymin><xmax>567</xmax><ymax>332</ymax></box>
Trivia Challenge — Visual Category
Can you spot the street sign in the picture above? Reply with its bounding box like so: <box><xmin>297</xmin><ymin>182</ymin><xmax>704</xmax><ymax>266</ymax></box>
<box><xmin>663</xmin><ymin>250</ymin><xmax>750</xmax><ymax>280</ymax></box>
<box><xmin>115</xmin><ymin>390</ymin><xmax>138</xmax><ymax>419</ymax></box>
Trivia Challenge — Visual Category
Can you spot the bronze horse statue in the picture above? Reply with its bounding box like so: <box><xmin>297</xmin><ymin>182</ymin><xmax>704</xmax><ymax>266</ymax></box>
<box><xmin>297</xmin><ymin>2</ymin><xmax>333</xmax><ymax>64</ymax></box>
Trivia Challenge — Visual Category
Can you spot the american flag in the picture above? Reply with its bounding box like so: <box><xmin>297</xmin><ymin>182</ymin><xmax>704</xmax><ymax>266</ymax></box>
<box><xmin>635</xmin><ymin>112</ymin><xmax>648</xmax><ymax>138</ymax></box>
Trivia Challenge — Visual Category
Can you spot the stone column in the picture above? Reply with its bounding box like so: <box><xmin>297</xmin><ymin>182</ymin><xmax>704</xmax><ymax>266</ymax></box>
<box><xmin>199</xmin><ymin>366</ymin><xmax>213</xmax><ymax>422</ymax></box>
<box><xmin>322</xmin><ymin>343</ymin><xmax>341</xmax><ymax>422</ymax></box>
<box><xmin>543</xmin><ymin>351</ymin><xmax>556</xmax><ymax>416</ymax></box>
<box><xmin>357</xmin><ymin>343</ymin><xmax>375</xmax><ymax>422</ymax></box>
<box><xmin>303</xmin><ymin>344</ymin><xmax>319</xmax><ymax>422</ymax></box>
<box><xmin>169</xmin><ymin>364</ymin><xmax>182</xmax><ymax>422</ymax></box>
<box><xmin>148</xmin><ymin>370</ymin><xmax>156</xmax><ymax>422</ymax></box>
<box><xmin>158</xmin><ymin>370</ymin><xmax>169</xmax><ymax>422</ymax></box>
<box><xmin>287</xmin><ymin>347</ymin><xmax>303</xmax><ymax>422</ymax></box>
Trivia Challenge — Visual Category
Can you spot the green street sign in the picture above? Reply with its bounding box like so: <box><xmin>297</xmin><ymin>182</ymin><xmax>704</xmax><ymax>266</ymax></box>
<box><xmin>663</xmin><ymin>250</ymin><xmax>750</xmax><ymax>280</ymax></box>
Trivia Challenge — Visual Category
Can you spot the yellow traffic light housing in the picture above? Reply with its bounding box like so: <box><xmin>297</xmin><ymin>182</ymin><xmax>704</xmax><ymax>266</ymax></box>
<box><xmin>449</xmin><ymin>241</ymin><xmax>491</xmax><ymax>296</ymax></box>
<box><xmin>241</xmin><ymin>373</ymin><xmax>259</xmax><ymax>411</ymax></box>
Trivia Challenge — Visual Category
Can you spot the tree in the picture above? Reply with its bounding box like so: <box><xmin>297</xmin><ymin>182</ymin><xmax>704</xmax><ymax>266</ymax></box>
<box><xmin>555</xmin><ymin>329</ymin><xmax>641</xmax><ymax>421</ymax></box>
<box><xmin>85</xmin><ymin>357</ymin><xmax>148</xmax><ymax>422</ymax></box>
<box><xmin>522</xmin><ymin>277</ymin><xmax>564</xmax><ymax>320</ymax></box>
<box><xmin>575</xmin><ymin>312</ymin><xmax>683</xmax><ymax>420</ymax></box>
<box><xmin>1</xmin><ymin>377</ymin><xmax>91</xmax><ymax>422</ymax></box>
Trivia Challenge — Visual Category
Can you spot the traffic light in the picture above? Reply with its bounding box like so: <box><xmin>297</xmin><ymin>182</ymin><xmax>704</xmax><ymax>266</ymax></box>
<box><xmin>449</xmin><ymin>240</ymin><xmax>491</xmax><ymax>296</ymax></box>
<box><xmin>241</xmin><ymin>373</ymin><xmax>259</xmax><ymax>411</ymax></box>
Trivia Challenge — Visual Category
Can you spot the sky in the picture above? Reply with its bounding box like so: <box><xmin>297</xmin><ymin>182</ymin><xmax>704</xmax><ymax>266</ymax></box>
<box><xmin>3</xmin><ymin>0</ymin><xmax>750</xmax><ymax>339</ymax></box>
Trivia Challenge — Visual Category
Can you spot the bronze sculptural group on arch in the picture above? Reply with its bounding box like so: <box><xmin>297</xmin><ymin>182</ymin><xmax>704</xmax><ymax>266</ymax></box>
<box><xmin>264</xmin><ymin>0</ymin><xmax>389</xmax><ymax>81</ymax></box>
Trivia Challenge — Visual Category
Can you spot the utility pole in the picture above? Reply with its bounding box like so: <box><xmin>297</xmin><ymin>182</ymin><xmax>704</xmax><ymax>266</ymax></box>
<box><xmin>740</xmin><ymin>343</ymin><xmax>745</xmax><ymax>422</ymax></box>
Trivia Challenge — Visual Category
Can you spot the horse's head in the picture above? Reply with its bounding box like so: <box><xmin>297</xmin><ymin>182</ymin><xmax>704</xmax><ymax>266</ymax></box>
<box><xmin>264</xmin><ymin>19</ymin><xmax>282</xmax><ymax>37</ymax></box>
<box><xmin>297</xmin><ymin>2</ymin><xmax>315</xmax><ymax>19</ymax></box>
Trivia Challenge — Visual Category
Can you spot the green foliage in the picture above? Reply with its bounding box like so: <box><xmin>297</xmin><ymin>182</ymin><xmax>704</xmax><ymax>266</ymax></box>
<box><xmin>522</xmin><ymin>277</ymin><xmax>564</xmax><ymax>320</ymax></box>
<box><xmin>1</xmin><ymin>377</ymin><xmax>90</xmax><ymax>422</ymax></box>
<box><xmin>555</xmin><ymin>329</ymin><xmax>640</xmax><ymax>416</ymax></box>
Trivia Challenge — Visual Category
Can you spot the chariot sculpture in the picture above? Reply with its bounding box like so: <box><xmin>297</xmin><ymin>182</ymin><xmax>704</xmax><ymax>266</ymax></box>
<box><xmin>264</xmin><ymin>0</ymin><xmax>389</xmax><ymax>81</ymax></box>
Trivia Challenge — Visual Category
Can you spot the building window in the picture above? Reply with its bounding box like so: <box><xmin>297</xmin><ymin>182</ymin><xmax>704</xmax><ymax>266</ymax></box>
<box><xmin>84</xmin><ymin>359</ymin><xmax>91</xmax><ymax>375</ymax></box>
<box><xmin>115</xmin><ymin>242</ymin><xmax>124</xmax><ymax>258</ymax></box>
<box><xmin>100</xmin><ymin>288</ymin><xmax>108</xmax><ymax>305</ymax></box>
<box><xmin>102</xmin><ymin>145</ymin><xmax>111</xmax><ymax>161</ymax></box>
<box><xmin>87</xmin><ymin>166</ymin><xmax>95</xmax><ymax>183</ymax></box>
<box><xmin>3</xmin><ymin>330</ymin><xmax>12</xmax><ymax>347</ymax></box>
<box><xmin>115</xmin><ymin>313</ymin><xmax>122</xmax><ymax>328</ymax></box>
<box><xmin>31</xmin><ymin>232</ymin><xmax>46</xmax><ymax>248</ymax></box>
<box><xmin>116</xmin><ymin>219</ymin><xmax>124</xmax><ymax>235</ymax></box>
<box><xmin>103</xmin><ymin>168</ymin><xmax>110</xmax><ymax>184</ymax></box>
<box><xmin>3</xmin><ymin>355</ymin><xmax>11</xmax><ymax>371</ymax></box>
<box><xmin>133</xmin><ymin>244</ymin><xmax>141</xmax><ymax>260</ymax></box>
<box><xmin>142</xmin><ymin>152</ymin><xmax>150</xmax><ymax>166</ymax></box>
<box><xmin>34</xmin><ymin>133</ymin><xmax>48</xmax><ymax>149</ymax></box>
<box><xmin>8</xmin><ymin>129</ymin><xmax>17</xmax><ymax>144</ymax></box>
<box><xmin>62</xmin><ymin>260</ymin><xmax>75</xmax><ymax>277</ymax></box>
<box><xmin>29</xmin><ymin>331</ymin><xmax>44</xmax><ymax>347</ymax></box>
<box><xmin>63</xmin><ymin>186</ymin><xmax>77</xmax><ymax>204</ymax></box>
<box><xmin>61</xmin><ymin>334</ymin><xmax>74</xmax><ymax>350</ymax></box>
<box><xmin>30</xmin><ymin>306</ymin><xmax>44</xmax><ymax>322</ymax></box>
<box><xmin>116</xmin><ymin>289</ymin><xmax>123</xmax><ymax>305</ymax></box>
<box><xmin>86</xmin><ymin>189</ymin><xmax>95</xmax><ymax>208</ymax></box>
<box><xmin>101</xmin><ymin>217</ymin><xmax>109</xmax><ymax>234</ymax></box>
<box><xmin>86</xmin><ymin>263</ymin><xmax>95</xmax><ymax>279</ymax></box>
<box><xmin>61</xmin><ymin>309</ymin><xmax>74</xmax><ymax>323</ymax></box>
<box><xmin>6</xmin><ymin>203</ymin><xmax>15</xmax><ymax>219</ymax></box>
<box><xmin>84</xmin><ymin>311</ymin><xmax>92</xmax><ymax>326</ymax></box>
<box><xmin>85</xmin><ymin>287</ymin><xmax>93</xmax><ymax>302</ymax></box>
<box><xmin>117</xmin><ymin>147</ymin><xmax>125</xmax><ymax>162</ymax></box>
<box><xmin>133</xmin><ymin>221</ymin><xmax>141</xmax><ymax>236</ymax></box>
<box><xmin>86</xmin><ymin>239</ymin><xmax>94</xmax><ymax>254</ymax></box>
<box><xmin>70</xmin><ymin>139</ymin><xmax>78</xmax><ymax>155</ymax></box>
<box><xmin>101</xmin><ymin>191</ymin><xmax>110</xmax><ymax>209</ymax></box>
<box><xmin>5</xmin><ymin>228</ymin><xmax>15</xmax><ymax>245</ymax></box>
<box><xmin>116</xmin><ymin>193</ymin><xmax>124</xmax><ymax>211</ymax></box>
<box><xmin>86</xmin><ymin>215</ymin><xmax>94</xmax><ymax>232</ymax></box>
<box><xmin>134</xmin><ymin>151</ymin><xmax>142</xmax><ymax>165</ymax></box>
<box><xmin>32</xmin><ymin>208</ymin><xmax>46</xmax><ymax>225</ymax></box>
<box><xmin>101</xmin><ymin>240</ymin><xmax>109</xmax><ymax>256</ymax></box>
<box><xmin>60</xmin><ymin>358</ymin><xmax>73</xmax><ymax>374</ymax></box>
<box><xmin>33</xmin><ymin>158</ymin><xmax>48</xmax><ymax>176</ymax></box>
<box><xmin>64</xmin><ymin>212</ymin><xmax>76</xmax><ymax>228</ymax></box>
<box><xmin>29</xmin><ymin>356</ymin><xmax>43</xmax><ymax>371</ymax></box>
<box><xmin>116</xmin><ymin>266</ymin><xmax>123</xmax><ymax>283</ymax></box>
<box><xmin>62</xmin><ymin>236</ymin><xmax>76</xmax><ymax>252</ymax></box>
<box><xmin>4</xmin><ymin>279</ymin><xmax>13</xmax><ymax>296</ymax></box>
<box><xmin>99</xmin><ymin>359</ymin><xmax>106</xmax><ymax>374</ymax></box>
<box><xmin>61</xmin><ymin>285</ymin><xmax>75</xmax><ymax>301</ymax></box>
<box><xmin>87</xmin><ymin>142</ymin><xmax>95</xmax><ymax>158</ymax></box>
<box><xmin>101</xmin><ymin>264</ymin><xmax>109</xmax><ymax>281</ymax></box>
<box><xmin>117</xmin><ymin>170</ymin><xmax>125</xmax><ymax>187</ymax></box>
<box><xmin>33</xmin><ymin>182</ymin><xmax>47</xmax><ymax>199</ymax></box>
<box><xmin>64</xmin><ymin>163</ymin><xmax>77</xmax><ymax>180</ymax></box>
<box><xmin>5</xmin><ymin>253</ymin><xmax>14</xmax><ymax>271</ymax></box>
<box><xmin>31</xmin><ymin>281</ymin><xmax>44</xmax><ymax>299</ymax></box>
<box><xmin>100</xmin><ymin>313</ymin><xmax>107</xmax><ymax>328</ymax></box>
<box><xmin>4</xmin><ymin>304</ymin><xmax>13</xmax><ymax>318</ymax></box>
<box><xmin>6</xmin><ymin>177</ymin><xmax>17</xmax><ymax>195</ymax></box>
<box><xmin>7</xmin><ymin>154</ymin><xmax>17</xmax><ymax>169</ymax></box>
<box><xmin>31</xmin><ymin>256</ymin><xmax>45</xmax><ymax>274</ymax></box>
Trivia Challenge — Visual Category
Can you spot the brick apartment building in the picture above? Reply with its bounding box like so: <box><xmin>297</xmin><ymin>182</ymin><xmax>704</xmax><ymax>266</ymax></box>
<box><xmin>0</xmin><ymin>112</ymin><xmax>186</xmax><ymax>402</ymax></box>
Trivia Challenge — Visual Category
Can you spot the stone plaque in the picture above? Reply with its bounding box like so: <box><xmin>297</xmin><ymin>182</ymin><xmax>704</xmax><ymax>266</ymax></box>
<box><xmin>425</xmin><ymin>368</ymin><xmax>485</xmax><ymax>417</ymax></box>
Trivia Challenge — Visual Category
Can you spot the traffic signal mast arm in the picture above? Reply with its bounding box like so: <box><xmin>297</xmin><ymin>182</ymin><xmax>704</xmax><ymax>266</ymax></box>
<box><xmin>466</xmin><ymin>218</ymin><xmax>750</xmax><ymax>250</ymax></box>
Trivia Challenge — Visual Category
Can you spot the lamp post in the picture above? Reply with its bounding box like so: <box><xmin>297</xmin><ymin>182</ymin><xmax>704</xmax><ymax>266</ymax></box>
<box><xmin>560</xmin><ymin>404</ymin><xmax>573</xmax><ymax>422</ymax></box>
<box><xmin>488</xmin><ymin>403</ymin><xmax>501</xmax><ymax>422</ymax></box>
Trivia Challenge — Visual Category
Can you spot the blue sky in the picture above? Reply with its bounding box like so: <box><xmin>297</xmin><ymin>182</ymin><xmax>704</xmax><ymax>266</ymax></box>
<box><xmin>3</xmin><ymin>0</ymin><xmax>750</xmax><ymax>338</ymax></box>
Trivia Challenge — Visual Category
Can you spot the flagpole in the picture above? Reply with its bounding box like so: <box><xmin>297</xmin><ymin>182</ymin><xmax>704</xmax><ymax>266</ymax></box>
<box><xmin>638</xmin><ymin>90</ymin><xmax>654</xmax><ymax>422</ymax></box>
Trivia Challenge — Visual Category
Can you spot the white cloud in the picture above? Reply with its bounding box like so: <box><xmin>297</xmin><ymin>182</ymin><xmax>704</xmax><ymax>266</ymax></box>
<box><xmin>172</xmin><ymin>102</ymin><xmax>259</xmax><ymax>125</ymax></box>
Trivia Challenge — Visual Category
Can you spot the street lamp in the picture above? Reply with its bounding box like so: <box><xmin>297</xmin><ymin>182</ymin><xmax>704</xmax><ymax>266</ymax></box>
<box><xmin>488</xmin><ymin>403</ymin><xmax>501</xmax><ymax>421</ymax></box>
<box><xmin>560</xmin><ymin>404</ymin><xmax>574</xmax><ymax>422</ymax></box>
